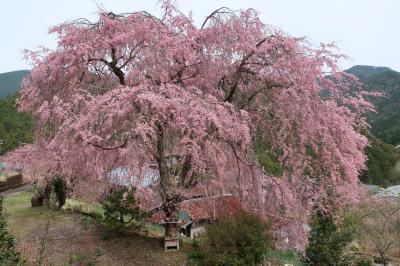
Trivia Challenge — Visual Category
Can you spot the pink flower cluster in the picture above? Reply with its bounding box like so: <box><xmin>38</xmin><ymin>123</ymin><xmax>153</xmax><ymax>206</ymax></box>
<box><xmin>3</xmin><ymin>1</ymin><xmax>375</xmax><ymax>250</ymax></box>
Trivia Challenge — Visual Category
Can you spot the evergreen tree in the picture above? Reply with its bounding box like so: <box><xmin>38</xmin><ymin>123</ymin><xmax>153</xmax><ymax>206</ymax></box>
<box><xmin>0</xmin><ymin>196</ymin><xmax>24</xmax><ymax>265</ymax></box>
<box><xmin>304</xmin><ymin>211</ymin><xmax>355</xmax><ymax>266</ymax></box>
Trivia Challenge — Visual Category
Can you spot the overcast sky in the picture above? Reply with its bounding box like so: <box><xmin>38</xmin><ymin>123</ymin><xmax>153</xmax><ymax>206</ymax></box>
<box><xmin>0</xmin><ymin>0</ymin><xmax>399</xmax><ymax>73</ymax></box>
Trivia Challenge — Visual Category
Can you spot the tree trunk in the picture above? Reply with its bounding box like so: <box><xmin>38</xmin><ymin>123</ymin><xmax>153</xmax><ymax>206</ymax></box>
<box><xmin>377</xmin><ymin>251</ymin><xmax>389</xmax><ymax>266</ymax></box>
<box><xmin>164</xmin><ymin>219</ymin><xmax>179</xmax><ymax>241</ymax></box>
<box><xmin>159</xmin><ymin>185</ymin><xmax>180</xmax><ymax>240</ymax></box>
<box><xmin>155</xmin><ymin>126</ymin><xmax>181</xmax><ymax>243</ymax></box>
<box><xmin>163</xmin><ymin>196</ymin><xmax>180</xmax><ymax>251</ymax></box>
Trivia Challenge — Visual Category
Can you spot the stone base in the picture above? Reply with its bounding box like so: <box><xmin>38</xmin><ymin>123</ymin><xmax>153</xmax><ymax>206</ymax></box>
<box><xmin>164</xmin><ymin>237</ymin><xmax>179</xmax><ymax>251</ymax></box>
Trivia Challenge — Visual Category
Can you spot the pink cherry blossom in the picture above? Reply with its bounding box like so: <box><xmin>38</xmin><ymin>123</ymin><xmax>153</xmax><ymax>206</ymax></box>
<box><xmin>2</xmin><ymin>2</ymin><xmax>374</xmax><ymax>250</ymax></box>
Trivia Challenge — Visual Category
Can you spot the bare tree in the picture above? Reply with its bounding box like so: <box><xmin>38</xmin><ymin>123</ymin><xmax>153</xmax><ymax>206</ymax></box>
<box><xmin>357</xmin><ymin>198</ymin><xmax>400</xmax><ymax>265</ymax></box>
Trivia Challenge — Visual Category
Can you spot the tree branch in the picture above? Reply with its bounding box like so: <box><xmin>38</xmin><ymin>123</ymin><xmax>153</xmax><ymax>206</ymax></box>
<box><xmin>201</xmin><ymin>7</ymin><xmax>235</xmax><ymax>29</ymax></box>
<box><xmin>240</xmin><ymin>82</ymin><xmax>286</xmax><ymax>109</ymax></box>
<box><xmin>79</xmin><ymin>136</ymin><xmax>128</xmax><ymax>150</ymax></box>
<box><xmin>224</xmin><ymin>38</ymin><xmax>268</xmax><ymax>103</ymax></box>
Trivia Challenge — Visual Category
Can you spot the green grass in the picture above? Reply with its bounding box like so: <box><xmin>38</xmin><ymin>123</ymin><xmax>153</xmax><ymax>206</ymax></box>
<box><xmin>2</xmin><ymin>190</ymin><xmax>190</xmax><ymax>266</ymax></box>
<box><xmin>3</xmin><ymin>190</ymin><xmax>74</xmax><ymax>235</ymax></box>
<box><xmin>4</xmin><ymin>191</ymin><xmax>162</xmax><ymax>235</ymax></box>
<box><xmin>62</xmin><ymin>198</ymin><xmax>104</xmax><ymax>216</ymax></box>
<box><xmin>265</xmin><ymin>249</ymin><xmax>303</xmax><ymax>266</ymax></box>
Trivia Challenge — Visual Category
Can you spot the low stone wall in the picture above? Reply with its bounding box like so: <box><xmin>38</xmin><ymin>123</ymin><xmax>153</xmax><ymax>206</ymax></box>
<box><xmin>0</xmin><ymin>173</ymin><xmax>24</xmax><ymax>193</ymax></box>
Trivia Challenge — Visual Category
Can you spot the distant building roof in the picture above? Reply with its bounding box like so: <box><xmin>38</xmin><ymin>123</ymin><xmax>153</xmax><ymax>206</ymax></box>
<box><xmin>395</xmin><ymin>145</ymin><xmax>400</xmax><ymax>153</ymax></box>
<box><xmin>373</xmin><ymin>185</ymin><xmax>400</xmax><ymax>198</ymax></box>
<box><xmin>107</xmin><ymin>167</ymin><xmax>159</xmax><ymax>188</ymax></box>
<box><xmin>107</xmin><ymin>156</ymin><xmax>182</xmax><ymax>188</ymax></box>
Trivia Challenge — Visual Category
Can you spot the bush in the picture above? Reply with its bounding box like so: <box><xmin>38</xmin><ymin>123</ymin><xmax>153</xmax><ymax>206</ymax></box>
<box><xmin>34</xmin><ymin>176</ymin><xmax>68</xmax><ymax>208</ymax></box>
<box><xmin>355</xmin><ymin>199</ymin><xmax>400</xmax><ymax>265</ymax></box>
<box><xmin>304</xmin><ymin>210</ymin><xmax>358</xmax><ymax>266</ymax></box>
<box><xmin>63</xmin><ymin>199</ymin><xmax>85</xmax><ymax>213</ymax></box>
<box><xmin>189</xmin><ymin>211</ymin><xmax>272</xmax><ymax>266</ymax></box>
<box><xmin>53</xmin><ymin>176</ymin><xmax>67</xmax><ymax>208</ymax></box>
<box><xmin>101</xmin><ymin>186</ymin><xmax>148</xmax><ymax>232</ymax></box>
<box><xmin>0</xmin><ymin>196</ymin><xmax>25</xmax><ymax>265</ymax></box>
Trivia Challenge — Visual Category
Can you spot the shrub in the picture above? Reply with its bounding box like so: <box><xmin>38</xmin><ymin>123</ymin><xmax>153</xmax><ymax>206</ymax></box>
<box><xmin>34</xmin><ymin>176</ymin><xmax>68</xmax><ymax>208</ymax></box>
<box><xmin>304</xmin><ymin>210</ymin><xmax>358</xmax><ymax>266</ymax></box>
<box><xmin>63</xmin><ymin>199</ymin><xmax>85</xmax><ymax>213</ymax></box>
<box><xmin>0</xmin><ymin>196</ymin><xmax>25</xmax><ymax>265</ymax></box>
<box><xmin>101</xmin><ymin>186</ymin><xmax>148</xmax><ymax>232</ymax></box>
<box><xmin>356</xmin><ymin>199</ymin><xmax>400</xmax><ymax>265</ymax></box>
<box><xmin>189</xmin><ymin>211</ymin><xmax>272</xmax><ymax>266</ymax></box>
<box><xmin>53</xmin><ymin>176</ymin><xmax>67</xmax><ymax>208</ymax></box>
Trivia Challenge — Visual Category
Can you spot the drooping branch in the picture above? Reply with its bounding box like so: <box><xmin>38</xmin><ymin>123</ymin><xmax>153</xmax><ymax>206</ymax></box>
<box><xmin>201</xmin><ymin>7</ymin><xmax>236</xmax><ymax>29</ymax></box>
<box><xmin>119</xmin><ymin>40</ymin><xmax>144</xmax><ymax>70</ymax></box>
<box><xmin>240</xmin><ymin>82</ymin><xmax>287</xmax><ymax>109</ymax></box>
<box><xmin>225</xmin><ymin>140</ymin><xmax>284</xmax><ymax>198</ymax></box>
<box><xmin>170</xmin><ymin>59</ymin><xmax>201</xmax><ymax>84</ymax></box>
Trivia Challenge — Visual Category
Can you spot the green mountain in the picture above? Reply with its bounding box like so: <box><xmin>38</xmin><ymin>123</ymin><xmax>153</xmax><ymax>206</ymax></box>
<box><xmin>0</xmin><ymin>70</ymin><xmax>30</xmax><ymax>99</ymax></box>
<box><xmin>346</xmin><ymin>65</ymin><xmax>392</xmax><ymax>80</ymax></box>
<box><xmin>359</xmin><ymin>131</ymin><xmax>400</xmax><ymax>187</ymax></box>
<box><xmin>346</xmin><ymin>65</ymin><xmax>400</xmax><ymax>146</ymax></box>
<box><xmin>0</xmin><ymin>95</ymin><xmax>34</xmax><ymax>155</ymax></box>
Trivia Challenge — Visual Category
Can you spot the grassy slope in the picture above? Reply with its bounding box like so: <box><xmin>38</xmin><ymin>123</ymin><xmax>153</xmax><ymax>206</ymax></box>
<box><xmin>4</xmin><ymin>191</ymin><xmax>70</xmax><ymax>235</ymax></box>
<box><xmin>3</xmin><ymin>191</ymin><xmax>187</xmax><ymax>266</ymax></box>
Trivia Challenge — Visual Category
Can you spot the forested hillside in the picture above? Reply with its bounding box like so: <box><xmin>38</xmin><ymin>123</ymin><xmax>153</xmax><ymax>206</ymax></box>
<box><xmin>0</xmin><ymin>95</ymin><xmax>34</xmax><ymax>155</ymax></box>
<box><xmin>0</xmin><ymin>71</ymin><xmax>34</xmax><ymax>155</ymax></box>
<box><xmin>346</xmin><ymin>65</ymin><xmax>400</xmax><ymax>145</ymax></box>
<box><xmin>0</xmin><ymin>70</ymin><xmax>29</xmax><ymax>99</ymax></box>
<box><xmin>359</xmin><ymin>132</ymin><xmax>400</xmax><ymax>186</ymax></box>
